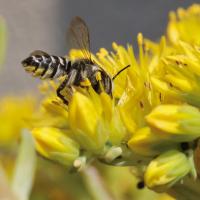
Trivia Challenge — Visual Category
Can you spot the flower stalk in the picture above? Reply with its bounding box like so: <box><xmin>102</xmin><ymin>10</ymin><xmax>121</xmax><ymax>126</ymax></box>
<box><xmin>81</xmin><ymin>166</ymin><xmax>114</xmax><ymax>200</ymax></box>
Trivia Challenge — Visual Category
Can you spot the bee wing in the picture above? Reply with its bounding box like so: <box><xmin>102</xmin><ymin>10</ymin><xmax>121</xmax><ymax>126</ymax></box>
<box><xmin>67</xmin><ymin>16</ymin><xmax>92</xmax><ymax>62</ymax></box>
<box><xmin>30</xmin><ymin>50</ymin><xmax>49</xmax><ymax>56</ymax></box>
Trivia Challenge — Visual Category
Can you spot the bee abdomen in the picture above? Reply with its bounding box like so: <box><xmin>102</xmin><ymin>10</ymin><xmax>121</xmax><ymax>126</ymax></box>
<box><xmin>22</xmin><ymin>54</ymin><xmax>68</xmax><ymax>79</ymax></box>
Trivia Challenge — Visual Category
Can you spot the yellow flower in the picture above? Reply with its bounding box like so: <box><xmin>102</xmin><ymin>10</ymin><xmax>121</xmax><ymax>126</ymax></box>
<box><xmin>29</xmin><ymin>81</ymin><xmax>70</xmax><ymax>130</ymax></box>
<box><xmin>69</xmin><ymin>92</ymin><xmax>99</xmax><ymax>138</ymax></box>
<box><xmin>68</xmin><ymin>91</ymin><xmax>103</xmax><ymax>151</ymax></box>
<box><xmin>32</xmin><ymin>127</ymin><xmax>79</xmax><ymax>167</ymax></box>
<box><xmin>37</xmin><ymin>96</ymin><xmax>69</xmax><ymax>129</ymax></box>
<box><xmin>68</xmin><ymin>90</ymin><xmax>115</xmax><ymax>153</ymax></box>
<box><xmin>167</xmin><ymin>4</ymin><xmax>200</xmax><ymax>45</ymax></box>
<box><xmin>128</xmin><ymin>127</ymin><xmax>178</xmax><ymax>157</ymax></box>
<box><xmin>146</xmin><ymin>104</ymin><xmax>200</xmax><ymax>142</ymax></box>
<box><xmin>108</xmin><ymin>108</ymin><xmax>127</xmax><ymax>145</ymax></box>
<box><xmin>158</xmin><ymin>41</ymin><xmax>200</xmax><ymax>107</ymax></box>
<box><xmin>33</xmin><ymin>84</ymin><xmax>128</xmax><ymax>160</ymax></box>
<box><xmin>117</xmin><ymin>34</ymin><xmax>173</xmax><ymax>137</ymax></box>
<box><xmin>144</xmin><ymin>150</ymin><xmax>191</xmax><ymax>192</ymax></box>
<box><xmin>0</xmin><ymin>96</ymin><xmax>36</xmax><ymax>146</ymax></box>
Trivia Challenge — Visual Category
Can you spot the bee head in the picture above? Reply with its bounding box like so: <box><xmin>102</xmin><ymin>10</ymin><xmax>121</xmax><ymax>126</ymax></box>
<box><xmin>21</xmin><ymin>56</ymin><xmax>39</xmax><ymax>74</ymax></box>
<box><xmin>21</xmin><ymin>56</ymin><xmax>33</xmax><ymax>68</ymax></box>
<box><xmin>100</xmin><ymin>71</ymin><xmax>113</xmax><ymax>96</ymax></box>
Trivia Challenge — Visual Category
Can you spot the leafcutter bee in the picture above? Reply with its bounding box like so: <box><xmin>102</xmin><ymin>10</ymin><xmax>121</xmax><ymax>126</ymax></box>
<box><xmin>21</xmin><ymin>16</ymin><xmax>130</xmax><ymax>104</ymax></box>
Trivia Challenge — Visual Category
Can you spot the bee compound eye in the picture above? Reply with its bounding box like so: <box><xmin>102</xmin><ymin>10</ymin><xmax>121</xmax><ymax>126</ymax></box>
<box><xmin>21</xmin><ymin>61</ymin><xmax>27</xmax><ymax>67</ymax></box>
<box><xmin>21</xmin><ymin>57</ymin><xmax>33</xmax><ymax>67</ymax></box>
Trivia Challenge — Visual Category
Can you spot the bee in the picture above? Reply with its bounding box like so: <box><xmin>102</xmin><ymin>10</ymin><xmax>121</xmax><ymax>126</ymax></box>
<box><xmin>21</xmin><ymin>16</ymin><xmax>130</xmax><ymax>104</ymax></box>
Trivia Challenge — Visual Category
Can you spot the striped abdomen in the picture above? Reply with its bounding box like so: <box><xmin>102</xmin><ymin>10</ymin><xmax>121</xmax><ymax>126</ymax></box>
<box><xmin>22</xmin><ymin>54</ymin><xmax>68</xmax><ymax>79</ymax></box>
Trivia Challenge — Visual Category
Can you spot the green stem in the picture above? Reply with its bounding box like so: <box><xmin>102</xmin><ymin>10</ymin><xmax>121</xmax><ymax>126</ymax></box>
<box><xmin>168</xmin><ymin>177</ymin><xmax>200</xmax><ymax>200</ymax></box>
<box><xmin>81</xmin><ymin>166</ymin><xmax>114</xmax><ymax>200</ymax></box>
<box><xmin>11</xmin><ymin>130</ymin><xmax>36</xmax><ymax>200</ymax></box>
<box><xmin>100</xmin><ymin>144</ymin><xmax>151</xmax><ymax>166</ymax></box>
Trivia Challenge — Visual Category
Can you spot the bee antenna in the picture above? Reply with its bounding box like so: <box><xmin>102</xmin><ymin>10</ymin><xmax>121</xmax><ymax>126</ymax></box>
<box><xmin>112</xmin><ymin>65</ymin><xmax>130</xmax><ymax>80</ymax></box>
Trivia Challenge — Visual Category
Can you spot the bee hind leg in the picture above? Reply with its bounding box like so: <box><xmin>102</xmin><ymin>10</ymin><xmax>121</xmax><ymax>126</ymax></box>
<box><xmin>56</xmin><ymin>70</ymin><xmax>77</xmax><ymax>105</ymax></box>
<box><xmin>56</xmin><ymin>78</ymin><xmax>69</xmax><ymax>105</ymax></box>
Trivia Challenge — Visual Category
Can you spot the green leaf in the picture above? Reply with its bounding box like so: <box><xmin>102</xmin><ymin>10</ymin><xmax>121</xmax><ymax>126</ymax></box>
<box><xmin>11</xmin><ymin>130</ymin><xmax>36</xmax><ymax>200</ymax></box>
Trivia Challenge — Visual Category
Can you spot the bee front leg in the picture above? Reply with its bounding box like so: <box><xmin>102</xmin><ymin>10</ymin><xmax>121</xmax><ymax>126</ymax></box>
<box><xmin>56</xmin><ymin>70</ymin><xmax>77</xmax><ymax>105</ymax></box>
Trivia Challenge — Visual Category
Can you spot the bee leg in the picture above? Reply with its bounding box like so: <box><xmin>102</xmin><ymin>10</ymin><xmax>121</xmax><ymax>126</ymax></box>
<box><xmin>94</xmin><ymin>71</ymin><xmax>103</xmax><ymax>93</ymax></box>
<box><xmin>56</xmin><ymin>78</ymin><xmax>69</xmax><ymax>105</ymax></box>
<box><xmin>80</xmin><ymin>78</ymin><xmax>91</xmax><ymax>87</ymax></box>
<box><xmin>56</xmin><ymin>69</ymin><xmax>77</xmax><ymax>104</ymax></box>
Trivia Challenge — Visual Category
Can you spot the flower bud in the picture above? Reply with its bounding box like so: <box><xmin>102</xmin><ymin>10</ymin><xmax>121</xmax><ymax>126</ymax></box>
<box><xmin>32</xmin><ymin>127</ymin><xmax>79</xmax><ymax>167</ymax></box>
<box><xmin>68</xmin><ymin>92</ymin><xmax>108</xmax><ymax>152</ymax></box>
<box><xmin>108</xmin><ymin>109</ymin><xmax>127</xmax><ymax>145</ymax></box>
<box><xmin>144</xmin><ymin>150</ymin><xmax>191</xmax><ymax>192</ymax></box>
<box><xmin>146</xmin><ymin>105</ymin><xmax>200</xmax><ymax>142</ymax></box>
<box><xmin>128</xmin><ymin>127</ymin><xmax>178</xmax><ymax>156</ymax></box>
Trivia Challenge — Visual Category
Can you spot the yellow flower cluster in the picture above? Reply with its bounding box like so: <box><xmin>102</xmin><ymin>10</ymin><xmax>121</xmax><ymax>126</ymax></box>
<box><xmin>21</xmin><ymin>4</ymin><xmax>200</xmax><ymax>195</ymax></box>
<box><xmin>0</xmin><ymin>96</ymin><xmax>36</xmax><ymax>146</ymax></box>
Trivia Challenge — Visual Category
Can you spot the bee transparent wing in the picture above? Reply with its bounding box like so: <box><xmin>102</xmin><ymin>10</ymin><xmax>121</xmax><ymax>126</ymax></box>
<box><xmin>30</xmin><ymin>50</ymin><xmax>49</xmax><ymax>56</ymax></box>
<box><xmin>67</xmin><ymin>16</ymin><xmax>92</xmax><ymax>62</ymax></box>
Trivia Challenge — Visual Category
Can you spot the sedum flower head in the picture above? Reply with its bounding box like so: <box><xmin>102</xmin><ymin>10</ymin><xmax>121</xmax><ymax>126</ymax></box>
<box><xmin>153</xmin><ymin>41</ymin><xmax>200</xmax><ymax>107</ymax></box>
<box><xmin>21</xmin><ymin>4</ymin><xmax>200</xmax><ymax>197</ymax></box>
<box><xmin>29</xmin><ymin>83</ymin><xmax>127</xmax><ymax>164</ymax></box>
<box><xmin>167</xmin><ymin>4</ymin><xmax>200</xmax><ymax>45</ymax></box>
